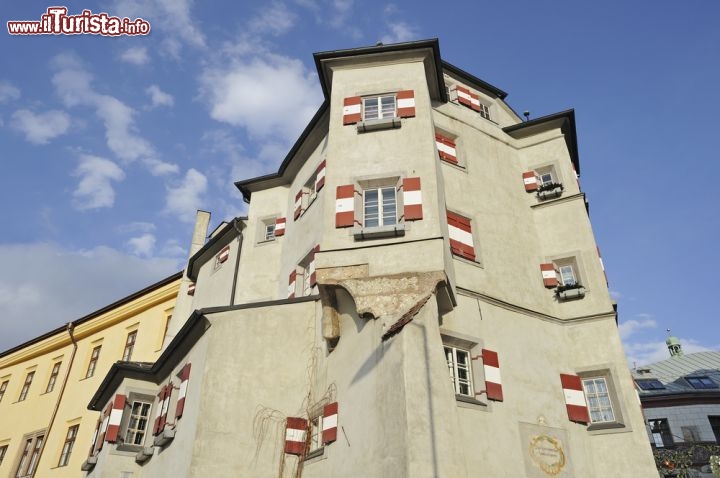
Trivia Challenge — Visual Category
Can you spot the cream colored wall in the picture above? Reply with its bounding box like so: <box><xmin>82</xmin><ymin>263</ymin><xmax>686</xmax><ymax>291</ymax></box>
<box><xmin>0</xmin><ymin>278</ymin><xmax>179</xmax><ymax>477</ymax></box>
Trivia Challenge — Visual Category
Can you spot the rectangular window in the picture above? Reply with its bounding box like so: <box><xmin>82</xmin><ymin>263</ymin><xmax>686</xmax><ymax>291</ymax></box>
<box><xmin>558</xmin><ymin>265</ymin><xmax>577</xmax><ymax>286</ymax></box>
<box><xmin>58</xmin><ymin>424</ymin><xmax>79</xmax><ymax>467</ymax></box>
<box><xmin>0</xmin><ymin>380</ymin><xmax>8</xmax><ymax>402</ymax></box>
<box><xmin>635</xmin><ymin>378</ymin><xmax>665</xmax><ymax>390</ymax></box>
<box><xmin>363</xmin><ymin>187</ymin><xmax>397</xmax><ymax>228</ymax></box>
<box><xmin>86</xmin><ymin>345</ymin><xmax>101</xmax><ymax>378</ymax></box>
<box><xmin>15</xmin><ymin>433</ymin><xmax>44</xmax><ymax>478</ymax></box>
<box><xmin>0</xmin><ymin>444</ymin><xmax>8</xmax><ymax>466</ymax></box>
<box><xmin>649</xmin><ymin>418</ymin><xmax>673</xmax><ymax>447</ymax></box>
<box><xmin>264</xmin><ymin>223</ymin><xmax>276</xmax><ymax>241</ymax></box>
<box><xmin>445</xmin><ymin>346</ymin><xmax>473</xmax><ymax>397</ymax></box>
<box><xmin>686</xmin><ymin>376</ymin><xmax>718</xmax><ymax>389</ymax></box>
<box><xmin>18</xmin><ymin>372</ymin><xmax>34</xmax><ymax>401</ymax></box>
<box><xmin>709</xmin><ymin>416</ymin><xmax>720</xmax><ymax>443</ymax></box>
<box><xmin>539</xmin><ymin>172</ymin><xmax>554</xmax><ymax>185</ymax></box>
<box><xmin>363</xmin><ymin>94</ymin><xmax>396</xmax><ymax>121</ymax></box>
<box><xmin>46</xmin><ymin>362</ymin><xmax>62</xmax><ymax>393</ymax></box>
<box><xmin>124</xmin><ymin>400</ymin><xmax>152</xmax><ymax>445</ymax></box>
<box><xmin>447</xmin><ymin>211</ymin><xmax>476</xmax><ymax>261</ymax></box>
<box><xmin>582</xmin><ymin>377</ymin><xmax>615</xmax><ymax>423</ymax></box>
<box><xmin>309</xmin><ymin>415</ymin><xmax>323</xmax><ymax>453</ymax></box>
<box><xmin>122</xmin><ymin>331</ymin><xmax>137</xmax><ymax>361</ymax></box>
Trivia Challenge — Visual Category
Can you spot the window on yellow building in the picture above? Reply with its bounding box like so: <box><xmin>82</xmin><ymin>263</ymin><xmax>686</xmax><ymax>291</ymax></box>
<box><xmin>122</xmin><ymin>331</ymin><xmax>137</xmax><ymax>362</ymax></box>
<box><xmin>46</xmin><ymin>362</ymin><xmax>61</xmax><ymax>393</ymax></box>
<box><xmin>0</xmin><ymin>380</ymin><xmax>8</xmax><ymax>402</ymax></box>
<box><xmin>15</xmin><ymin>431</ymin><xmax>44</xmax><ymax>477</ymax></box>
<box><xmin>86</xmin><ymin>346</ymin><xmax>101</xmax><ymax>378</ymax></box>
<box><xmin>58</xmin><ymin>424</ymin><xmax>78</xmax><ymax>467</ymax></box>
<box><xmin>18</xmin><ymin>371</ymin><xmax>34</xmax><ymax>401</ymax></box>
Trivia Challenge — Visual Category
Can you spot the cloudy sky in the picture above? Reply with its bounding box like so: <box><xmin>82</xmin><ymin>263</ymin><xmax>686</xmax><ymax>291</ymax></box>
<box><xmin>1</xmin><ymin>1</ymin><xmax>718</xmax><ymax>365</ymax></box>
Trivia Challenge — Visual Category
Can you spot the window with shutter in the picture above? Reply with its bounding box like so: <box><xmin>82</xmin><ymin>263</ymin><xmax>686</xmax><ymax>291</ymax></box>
<box><xmin>447</xmin><ymin>211</ymin><xmax>476</xmax><ymax>261</ymax></box>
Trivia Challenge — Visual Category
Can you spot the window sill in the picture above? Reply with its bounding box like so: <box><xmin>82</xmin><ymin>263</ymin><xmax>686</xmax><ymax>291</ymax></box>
<box><xmin>353</xmin><ymin>223</ymin><xmax>406</xmax><ymax>240</ymax></box>
<box><xmin>304</xmin><ymin>447</ymin><xmax>325</xmax><ymax>461</ymax></box>
<box><xmin>256</xmin><ymin>238</ymin><xmax>277</xmax><ymax>246</ymax></box>
<box><xmin>586</xmin><ymin>421</ymin><xmax>629</xmax><ymax>435</ymax></box>
<box><xmin>451</xmin><ymin>253</ymin><xmax>483</xmax><ymax>268</ymax></box>
<box><xmin>455</xmin><ymin>394</ymin><xmax>487</xmax><ymax>410</ymax></box>
<box><xmin>440</xmin><ymin>159</ymin><xmax>466</xmax><ymax>172</ymax></box>
<box><xmin>356</xmin><ymin>117</ymin><xmax>401</xmax><ymax>132</ymax></box>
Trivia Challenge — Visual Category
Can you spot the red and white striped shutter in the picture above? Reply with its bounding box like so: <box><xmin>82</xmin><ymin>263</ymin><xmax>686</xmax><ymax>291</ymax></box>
<box><xmin>343</xmin><ymin>96</ymin><xmax>362</xmax><ymax>125</ymax></box>
<box><xmin>560</xmin><ymin>374</ymin><xmax>590</xmax><ymax>424</ymax></box>
<box><xmin>540</xmin><ymin>263</ymin><xmax>558</xmax><ymax>288</ymax></box>
<box><xmin>176</xmin><ymin>363</ymin><xmax>191</xmax><ymax>419</ymax></box>
<box><xmin>309</xmin><ymin>245</ymin><xmax>319</xmax><ymax>287</ymax></box>
<box><xmin>522</xmin><ymin>171</ymin><xmax>538</xmax><ymax>191</ymax></box>
<box><xmin>187</xmin><ymin>282</ymin><xmax>196</xmax><ymax>296</ymax></box>
<box><xmin>396</xmin><ymin>90</ymin><xmax>416</xmax><ymax>118</ymax></box>
<box><xmin>288</xmin><ymin>270</ymin><xmax>297</xmax><ymax>298</ymax></box>
<box><xmin>217</xmin><ymin>245</ymin><xmax>230</xmax><ymax>264</ymax></box>
<box><xmin>335</xmin><ymin>185</ymin><xmax>355</xmax><ymax>227</ymax></box>
<box><xmin>322</xmin><ymin>402</ymin><xmax>338</xmax><ymax>445</ymax></box>
<box><xmin>105</xmin><ymin>394</ymin><xmax>126</xmax><ymax>443</ymax></box>
<box><xmin>447</xmin><ymin>211</ymin><xmax>476</xmax><ymax>261</ymax></box>
<box><xmin>96</xmin><ymin>404</ymin><xmax>110</xmax><ymax>450</ymax></box>
<box><xmin>294</xmin><ymin>190</ymin><xmax>303</xmax><ymax>220</ymax></box>
<box><xmin>435</xmin><ymin>134</ymin><xmax>458</xmax><ymax>164</ymax></box>
<box><xmin>455</xmin><ymin>85</ymin><xmax>481</xmax><ymax>111</ymax></box>
<box><xmin>482</xmin><ymin>350</ymin><xmax>503</xmax><ymax>401</ymax></box>
<box><xmin>160</xmin><ymin>384</ymin><xmax>172</xmax><ymax>432</ymax></box>
<box><xmin>402</xmin><ymin>177</ymin><xmax>423</xmax><ymax>221</ymax></box>
<box><xmin>315</xmin><ymin>160</ymin><xmax>326</xmax><ymax>192</ymax></box>
<box><xmin>153</xmin><ymin>387</ymin><xmax>165</xmax><ymax>435</ymax></box>
<box><xmin>469</xmin><ymin>91</ymin><xmax>481</xmax><ymax>111</ymax></box>
<box><xmin>275</xmin><ymin>218</ymin><xmax>286</xmax><ymax>237</ymax></box>
<box><xmin>284</xmin><ymin>417</ymin><xmax>308</xmax><ymax>455</ymax></box>
<box><xmin>89</xmin><ymin>417</ymin><xmax>101</xmax><ymax>456</ymax></box>
<box><xmin>597</xmin><ymin>246</ymin><xmax>608</xmax><ymax>285</ymax></box>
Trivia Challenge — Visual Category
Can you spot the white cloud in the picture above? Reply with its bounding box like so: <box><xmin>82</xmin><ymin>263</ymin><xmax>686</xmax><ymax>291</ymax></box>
<box><xmin>159</xmin><ymin>238</ymin><xmax>186</xmax><ymax>258</ymax></box>
<box><xmin>618</xmin><ymin>316</ymin><xmax>657</xmax><ymax>340</ymax></box>
<box><xmin>165</xmin><ymin>168</ymin><xmax>207</xmax><ymax>222</ymax></box>
<box><xmin>72</xmin><ymin>154</ymin><xmax>126</xmax><ymax>210</ymax></box>
<box><xmin>146</xmin><ymin>84</ymin><xmax>174</xmax><ymax>108</ymax></box>
<box><xmin>0</xmin><ymin>242</ymin><xmax>179</xmax><ymax>352</ymax></box>
<box><xmin>143</xmin><ymin>157</ymin><xmax>180</xmax><ymax>176</ymax></box>
<box><xmin>0</xmin><ymin>81</ymin><xmax>21</xmax><ymax>102</ymax></box>
<box><xmin>127</xmin><ymin>233</ymin><xmax>157</xmax><ymax>257</ymax></box>
<box><xmin>11</xmin><ymin>109</ymin><xmax>71</xmax><ymax>144</ymax></box>
<box><xmin>380</xmin><ymin>21</ymin><xmax>418</xmax><ymax>44</ymax></box>
<box><xmin>199</xmin><ymin>53</ymin><xmax>322</xmax><ymax>142</ymax></box>
<box><xmin>111</xmin><ymin>0</ymin><xmax>205</xmax><ymax>58</ymax></box>
<box><xmin>120</xmin><ymin>46</ymin><xmax>149</xmax><ymax>65</ymax></box>
<box><xmin>625</xmin><ymin>339</ymin><xmax>716</xmax><ymax>367</ymax></box>
<box><xmin>249</xmin><ymin>2</ymin><xmax>297</xmax><ymax>36</ymax></box>
<box><xmin>117</xmin><ymin>221</ymin><xmax>156</xmax><ymax>233</ymax></box>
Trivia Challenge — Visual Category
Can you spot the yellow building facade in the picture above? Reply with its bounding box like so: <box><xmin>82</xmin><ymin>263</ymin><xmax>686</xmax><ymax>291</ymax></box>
<box><xmin>0</xmin><ymin>272</ymin><xmax>180</xmax><ymax>478</ymax></box>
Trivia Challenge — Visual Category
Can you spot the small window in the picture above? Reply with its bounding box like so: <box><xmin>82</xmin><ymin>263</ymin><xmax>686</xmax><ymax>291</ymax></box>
<box><xmin>295</xmin><ymin>248</ymin><xmax>318</xmax><ymax>298</ymax></box>
<box><xmin>0</xmin><ymin>444</ymin><xmax>8</xmax><ymax>467</ymax></box>
<box><xmin>363</xmin><ymin>186</ymin><xmax>397</xmax><ymax>228</ymax></box>
<box><xmin>649</xmin><ymin>418</ymin><xmax>673</xmax><ymax>447</ymax></box>
<box><xmin>635</xmin><ymin>379</ymin><xmax>665</xmax><ymax>390</ymax></box>
<box><xmin>86</xmin><ymin>345</ymin><xmax>101</xmax><ymax>378</ymax></box>
<box><xmin>46</xmin><ymin>362</ymin><xmax>62</xmax><ymax>393</ymax></box>
<box><xmin>18</xmin><ymin>371</ymin><xmax>34</xmax><ymax>401</ymax></box>
<box><xmin>264</xmin><ymin>222</ymin><xmax>276</xmax><ymax>241</ymax></box>
<box><xmin>304</xmin><ymin>176</ymin><xmax>318</xmax><ymax>208</ymax></box>
<box><xmin>447</xmin><ymin>211</ymin><xmax>476</xmax><ymax>262</ymax></box>
<box><xmin>124</xmin><ymin>400</ymin><xmax>152</xmax><ymax>445</ymax></box>
<box><xmin>0</xmin><ymin>380</ymin><xmax>8</xmax><ymax>402</ymax></box>
<box><xmin>686</xmin><ymin>376</ymin><xmax>718</xmax><ymax>389</ymax></box>
<box><xmin>58</xmin><ymin>424</ymin><xmax>79</xmax><ymax>467</ymax></box>
<box><xmin>15</xmin><ymin>432</ymin><xmax>44</xmax><ymax>478</ymax></box>
<box><xmin>709</xmin><ymin>416</ymin><xmax>720</xmax><ymax>443</ymax></box>
<box><xmin>122</xmin><ymin>331</ymin><xmax>137</xmax><ymax>361</ymax></box>
<box><xmin>539</xmin><ymin>172</ymin><xmax>554</xmax><ymax>186</ymax></box>
<box><xmin>558</xmin><ymin>265</ymin><xmax>577</xmax><ymax>286</ymax></box>
<box><xmin>444</xmin><ymin>346</ymin><xmax>473</xmax><ymax>397</ymax></box>
<box><xmin>363</xmin><ymin>94</ymin><xmax>396</xmax><ymax>121</ymax></box>
<box><xmin>308</xmin><ymin>415</ymin><xmax>323</xmax><ymax>455</ymax></box>
<box><xmin>582</xmin><ymin>377</ymin><xmax>615</xmax><ymax>424</ymax></box>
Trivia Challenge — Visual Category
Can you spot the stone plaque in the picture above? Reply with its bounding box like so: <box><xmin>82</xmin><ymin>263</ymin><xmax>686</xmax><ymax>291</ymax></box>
<box><xmin>519</xmin><ymin>423</ymin><xmax>574</xmax><ymax>477</ymax></box>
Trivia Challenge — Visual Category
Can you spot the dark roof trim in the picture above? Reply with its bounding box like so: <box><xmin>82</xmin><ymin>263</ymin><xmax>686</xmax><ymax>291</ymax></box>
<box><xmin>503</xmin><ymin>109</ymin><xmax>580</xmax><ymax>175</ymax></box>
<box><xmin>641</xmin><ymin>392</ymin><xmax>720</xmax><ymax>408</ymax></box>
<box><xmin>441</xmin><ymin>61</ymin><xmax>507</xmax><ymax>99</ymax></box>
<box><xmin>313</xmin><ymin>38</ymin><xmax>446</xmax><ymax>102</ymax></box>
<box><xmin>0</xmin><ymin>271</ymin><xmax>183</xmax><ymax>358</ymax></box>
<box><xmin>235</xmin><ymin>101</ymin><xmax>329</xmax><ymax>202</ymax></box>
<box><xmin>88</xmin><ymin>295</ymin><xmax>320</xmax><ymax>410</ymax></box>
<box><xmin>186</xmin><ymin>217</ymin><xmax>246</xmax><ymax>281</ymax></box>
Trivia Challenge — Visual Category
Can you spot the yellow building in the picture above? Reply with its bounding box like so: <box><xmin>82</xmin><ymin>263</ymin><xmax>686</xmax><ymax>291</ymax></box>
<box><xmin>0</xmin><ymin>272</ymin><xmax>180</xmax><ymax>478</ymax></box>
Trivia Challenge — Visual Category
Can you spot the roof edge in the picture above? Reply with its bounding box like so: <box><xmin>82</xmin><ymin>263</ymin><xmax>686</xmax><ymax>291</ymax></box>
<box><xmin>441</xmin><ymin>60</ymin><xmax>508</xmax><ymax>99</ymax></box>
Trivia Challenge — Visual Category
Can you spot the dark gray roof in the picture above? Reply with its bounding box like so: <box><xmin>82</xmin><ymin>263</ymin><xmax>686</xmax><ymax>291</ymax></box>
<box><xmin>633</xmin><ymin>351</ymin><xmax>720</xmax><ymax>397</ymax></box>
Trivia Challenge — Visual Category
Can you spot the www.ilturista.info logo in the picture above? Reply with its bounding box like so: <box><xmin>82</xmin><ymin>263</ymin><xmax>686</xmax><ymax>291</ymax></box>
<box><xmin>7</xmin><ymin>7</ymin><xmax>151</xmax><ymax>36</ymax></box>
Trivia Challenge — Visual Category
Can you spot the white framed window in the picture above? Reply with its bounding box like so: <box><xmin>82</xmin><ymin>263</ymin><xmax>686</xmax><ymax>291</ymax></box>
<box><xmin>18</xmin><ymin>371</ymin><xmax>34</xmax><ymax>401</ymax></box>
<box><xmin>264</xmin><ymin>222</ymin><xmax>276</xmax><ymax>241</ymax></box>
<box><xmin>582</xmin><ymin>377</ymin><xmax>615</xmax><ymax>424</ymax></box>
<box><xmin>122</xmin><ymin>331</ymin><xmax>137</xmax><ymax>361</ymax></box>
<box><xmin>649</xmin><ymin>418</ymin><xmax>673</xmax><ymax>447</ymax></box>
<box><xmin>58</xmin><ymin>424</ymin><xmax>79</xmax><ymax>467</ymax></box>
<box><xmin>15</xmin><ymin>432</ymin><xmax>44</xmax><ymax>478</ymax></box>
<box><xmin>539</xmin><ymin>171</ymin><xmax>554</xmax><ymax>185</ymax></box>
<box><xmin>363</xmin><ymin>94</ymin><xmax>396</xmax><ymax>120</ymax></box>
<box><xmin>86</xmin><ymin>345</ymin><xmax>101</xmax><ymax>378</ymax></box>
<box><xmin>124</xmin><ymin>400</ymin><xmax>152</xmax><ymax>446</ymax></box>
<box><xmin>304</xmin><ymin>175</ymin><xmax>318</xmax><ymax>208</ymax></box>
<box><xmin>309</xmin><ymin>415</ymin><xmax>323</xmax><ymax>453</ymax></box>
<box><xmin>46</xmin><ymin>362</ymin><xmax>62</xmax><ymax>393</ymax></box>
<box><xmin>444</xmin><ymin>346</ymin><xmax>473</xmax><ymax>397</ymax></box>
<box><xmin>363</xmin><ymin>186</ymin><xmax>397</xmax><ymax>228</ymax></box>
<box><xmin>558</xmin><ymin>265</ymin><xmax>577</xmax><ymax>286</ymax></box>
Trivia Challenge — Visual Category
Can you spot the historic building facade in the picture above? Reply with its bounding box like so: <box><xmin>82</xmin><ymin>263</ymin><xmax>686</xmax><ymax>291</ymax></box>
<box><xmin>0</xmin><ymin>273</ymin><xmax>180</xmax><ymax>477</ymax></box>
<box><xmin>84</xmin><ymin>39</ymin><xmax>658</xmax><ymax>477</ymax></box>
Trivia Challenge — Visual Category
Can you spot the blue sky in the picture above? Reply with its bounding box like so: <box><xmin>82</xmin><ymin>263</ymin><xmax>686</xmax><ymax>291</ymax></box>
<box><xmin>1</xmin><ymin>1</ymin><xmax>718</xmax><ymax>364</ymax></box>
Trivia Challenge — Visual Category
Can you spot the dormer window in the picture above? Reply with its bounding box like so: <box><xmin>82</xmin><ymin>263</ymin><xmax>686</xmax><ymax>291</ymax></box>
<box><xmin>635</xmin><ymin>379</ymin><xmax>665</xmax><ymax>390</ymax></box>
<box><xmin>686</xmin><ymin>376</ymin><xmax>718</xmax><ymax>389</ymax></box>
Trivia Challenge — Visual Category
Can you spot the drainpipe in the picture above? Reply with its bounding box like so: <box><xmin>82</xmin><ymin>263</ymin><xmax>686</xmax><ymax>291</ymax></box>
<box><xmin>229</xmin><ymin>219</ymin><xmax>243</xmax><ymax>306</ymax></box>
<box><xmin>31</xmin><ymin>322</ymin><xmax>78</xmax><ymax>477</ymax></box>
